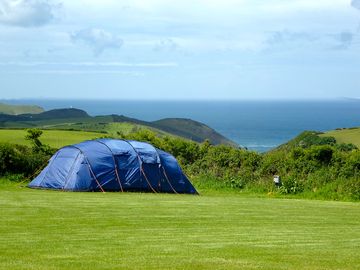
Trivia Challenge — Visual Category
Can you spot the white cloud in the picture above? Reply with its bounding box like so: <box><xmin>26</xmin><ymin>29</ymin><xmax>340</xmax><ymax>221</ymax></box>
<box><xmin>0</xmin><ymin>0</ymin><xmax>60</xmax><ymax>27</ymax></box>
<box><xmin>1</xmin><ymin>69</ymin><xmax>145</xmax><ymax>76</ymax></box>
<box><xmin>0</xmin><ymin>61</ymin><xmax>178</xmax><ymax>67</ymax></box>
<box><xmin>70</xmin><ymin>28</ymin><xmax>123</xmax><ymax>56</ymax></box>
<box><xmin>264</xmin><ymin>30</ymin><xmax>355</xmax><ymax>52</ymax></box>
<box><xmin>333</xmin><ymin>32</ymin><xmax>354</xmax><ymax>49</ymax></box>
<box><xmin>352</xmin><ymin>0</ymin><xmax>360</xmax><ymax>10</ymax></box>
<box><xmin>153</xmin><ymin>38</ymin><xmax>178</xmax><ymax>52</ymax></box>
<box><xmin>266</xmin><ymin>31</ymin><xmax>317</xmax><ymax>46</ymax></box>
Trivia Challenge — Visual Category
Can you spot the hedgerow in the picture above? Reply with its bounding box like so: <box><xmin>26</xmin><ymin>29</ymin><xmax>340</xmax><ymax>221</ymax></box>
<box><xmin>1</xmin><ymin>128</ymin><xmax>359</xmax><ymax>200</ymax></box>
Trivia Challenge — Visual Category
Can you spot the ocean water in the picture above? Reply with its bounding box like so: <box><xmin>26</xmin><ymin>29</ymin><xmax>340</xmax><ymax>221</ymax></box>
<box><xmin>3</xmin><ymin>99</ymin><xmax>360</xmax><ymax>152</ymax></box>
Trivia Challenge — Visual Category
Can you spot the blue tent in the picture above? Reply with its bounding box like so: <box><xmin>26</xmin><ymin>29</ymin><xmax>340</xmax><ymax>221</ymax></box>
<box><xmin>28</xmin><ymin>139</ymin><xmax>198</xmax><ymax>194</ymax></box>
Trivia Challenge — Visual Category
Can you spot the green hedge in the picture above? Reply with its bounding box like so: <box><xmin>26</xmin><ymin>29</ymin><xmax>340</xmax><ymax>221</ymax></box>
<box><xmin>0</xmin><ymin>143</ymin><xmax>51</xmax><ymax>177</ymax></box>
<box><xmin>1</xmin><ymin>128</ymin><xmax>359</xmax><ymax>200</ymax></box>
<box><xmin>120</xmin><ymin>129</ymin><xmax>360</xmax><ymax>200</ymax></box>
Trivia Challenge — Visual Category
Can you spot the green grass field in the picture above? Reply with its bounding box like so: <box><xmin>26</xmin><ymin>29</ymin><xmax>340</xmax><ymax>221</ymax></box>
<box><xmin>322</xmin><ymin>128</ymin><xmax>360</xmax><ymax>148</ymax></box>
<box><xmin>0</xmin><ymin>126</ymin><xmax>173</xmax><ymax>149</ymax></box>
<box><xmin>0</xmin><ymin>181</ymin><xmax>359</xmax><ymax>270</ymax></box>
<box><xmin>0</xmin><ymin>129</ymin><xmax>103</xmax><ymax>148</ymax></box>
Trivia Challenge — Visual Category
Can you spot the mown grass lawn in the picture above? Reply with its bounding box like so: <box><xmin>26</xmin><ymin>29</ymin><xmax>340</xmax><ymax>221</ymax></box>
<box><xmin>0</xmin><ymin>181</ymin><xmax>359</xmax><ymax>270</ymax></box>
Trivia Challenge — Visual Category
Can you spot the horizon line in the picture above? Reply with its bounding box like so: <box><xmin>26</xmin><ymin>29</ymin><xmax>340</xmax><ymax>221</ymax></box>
<box><xmin>1</xmin><ymin>97</ymin><xmax>359</xmax><ymax>102</ymax></box>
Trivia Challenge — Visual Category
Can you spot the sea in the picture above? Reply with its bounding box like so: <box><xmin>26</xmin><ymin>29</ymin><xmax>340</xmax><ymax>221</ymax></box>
<box><xmin>3</xmin><ymin>99</ymin><xmax>360</xmax><ymax>152</ymax></box>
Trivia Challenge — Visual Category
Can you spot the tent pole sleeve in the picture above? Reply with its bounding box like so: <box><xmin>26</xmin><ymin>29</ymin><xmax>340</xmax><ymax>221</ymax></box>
<box><xmin>62</xmin><ymin>151</ymin><xmax>81</xmax><ymax>190</ymax></box>
<box><xmin>121</xmin><ymin>140</ymin><xmax>157</xmax><ymax>193</ymax></box>
<box><xmin>95</xmin><ymin>140</ymin><xmax>124</xmax><ymax>192</ymax></box>
<box><xmin>155</xmin><ymin>149</ymin><xmax>178</xmax><ymax>194</ymax></box>
<box><xmin>38</xmin><ymin>150</ymin><xmax>61</xmax><ymax>187</ymax></box>
<box><xmin>69</xmin><ymin>146</ymin><xmax>105</xmax><ymax>193</ymax></box>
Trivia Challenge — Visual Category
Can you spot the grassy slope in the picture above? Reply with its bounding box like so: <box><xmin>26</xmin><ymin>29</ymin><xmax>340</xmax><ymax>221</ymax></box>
<box><xmin>0</xmin><ymin>103</ymin><xmax>44</xmax><ymax>115</ymax></box>
<box><xmin>322</xmin><ymin>127</ymin><xmax>360</xmax><ymax>148</ymax></box>
<box><xmin>105</xmin><ymin>122</ymin><xmax>171</xmax><ymax>137</ymax></box>
<box><xmin>42</xmin><ymin>122</ymin><xmax>171</xmax><ymax>138</ymax></box>
<box><xmin>0</xmin><ymin>181</ymin><xmax>359</xmax><ymax>270</ymax></box>
<box><xmin>0</xmin><ymin>129</ymin><xmax>104</xmax><ymax>148</ymax></box>
<box><xmin>152</xmin><ymin>118</ymin><xmax>237</xmax><ymax>146</ymax></box>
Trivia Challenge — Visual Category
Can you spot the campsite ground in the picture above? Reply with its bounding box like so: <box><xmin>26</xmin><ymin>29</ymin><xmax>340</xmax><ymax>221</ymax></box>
<box><xmin>0</xmin><ymin>180</ymin><xmax>359</xmax><ymax>270</ymax></box>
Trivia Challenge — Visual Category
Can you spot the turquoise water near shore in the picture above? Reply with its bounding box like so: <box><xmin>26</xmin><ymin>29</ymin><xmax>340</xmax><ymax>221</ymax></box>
<box><xmin>3</xmin><ymin>99</ymin><xmax>360</xmax><ymax>152</ymax></box>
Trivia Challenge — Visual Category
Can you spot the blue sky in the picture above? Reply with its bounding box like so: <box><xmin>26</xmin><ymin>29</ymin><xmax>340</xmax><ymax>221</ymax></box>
<box><xmin>0</xmin><ymin>0</ymin><xmax>359</xmax><ymax>100</ymax></box>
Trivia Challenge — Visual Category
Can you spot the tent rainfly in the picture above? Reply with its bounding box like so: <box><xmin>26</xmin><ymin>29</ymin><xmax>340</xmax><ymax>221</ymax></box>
<box><xmin>28</xmin><ymin>139</ymin><xmax>198</xmax><ymax>194</ymax></box>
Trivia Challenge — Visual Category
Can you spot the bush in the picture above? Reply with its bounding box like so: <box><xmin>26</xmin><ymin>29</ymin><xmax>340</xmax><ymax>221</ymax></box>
<box><xmin>25</xmin><ymin>128</ymin><xmax>54</xmax><ymax>155</ymax></box>
<box><xmin>306</xmin><ymin>145</ymin><xmax>334</xmax><ymax>165</ymax></box>
<box><xmin>297</xmin><ymin>132</ymin><xmax>336</xmax><ymax>148</ymax></box>
<box><xmin>336</xmin><ymin>143</ymin><xmax>358</xmax><ymax>152</ymax></box>
<box><xmin>346</xmin><ymin>178</ymin><xmax>360</xmax><ymax>200</ymax></box>
<box><xmin>0</xmin><ymin>143</ymin><xmax>50</xmax><ymax>177</ymax></box>
<box><xmin>278</xmin><ymin>176</ymin><xmax>304</xmax><ymax>194</ymax></box>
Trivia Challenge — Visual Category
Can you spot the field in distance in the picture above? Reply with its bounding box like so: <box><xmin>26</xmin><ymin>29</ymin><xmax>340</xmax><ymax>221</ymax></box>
<box><xmin>0</xmin><ymin>129</ymin><xmax>105</xmax><ymax>148</ymax></box>
<box><xmin>321</xmin><ymin>127</ymin><xmax>360</xmax><ymax>148</ymax></box>
<box><xmin>0</xmin><ymin>181</ymin><xmax>359</xmax><ymax>270</ymax></box>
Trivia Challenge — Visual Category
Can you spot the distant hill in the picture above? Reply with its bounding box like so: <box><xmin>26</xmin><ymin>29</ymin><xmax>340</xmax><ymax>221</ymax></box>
<box><xmin>152</xmin><ymin>118</ymin><xmax>237</xmax><ymax>146</ymax></box>
<box><xmin>0</xmin><ymin>103</ymin><xmax>44</xmax><ymax>115</ymax></box>
<box><xmin>0</xmin><ymin>108</ymin><xmax>237</xmax><ymax>146</ymax></box>
<box><xmin>21</xmin><ymin>108</ymin><xmax>89</xmax><ymax>120</ymax></box>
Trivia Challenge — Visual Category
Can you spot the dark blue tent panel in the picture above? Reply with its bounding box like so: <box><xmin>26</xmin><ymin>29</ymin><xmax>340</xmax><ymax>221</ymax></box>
<box><xmin>28</xmin><ymin>139</ymin><xmax>198</xmax><ymax>194</ymax></box>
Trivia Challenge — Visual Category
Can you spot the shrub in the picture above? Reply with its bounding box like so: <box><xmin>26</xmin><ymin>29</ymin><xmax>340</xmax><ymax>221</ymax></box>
<box><xmin>25</xmin><ymin>128</ymin><xmax>54</xmax><ymax>155</ymax></box>
<box><xmin>336</xmin><ymin>143</ymin><xmax>358</xmax><ymax>152</ymax></box>
<box><xmin>306</xmin><ymin>145</ymin><xmax>334</xmax><ymax>165</ymax></box>
<box><xmin>297</xmin><ymin>132</ymin><xmax>336</xmax><ymax>148</ymax></box>
<box><xmin>0</xmin><ymin>143</ymin><xmax>50</xmax><ymax>177</ymax></box>
<box><xmin>278</xmin><ymin>176</ymin><xmax>304</xmax><ymax>194</ymax></box>
<box><xmin>346</xmin><ymin>178</ymin><xmax>360</xmax><ymax>200</ymax></box>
